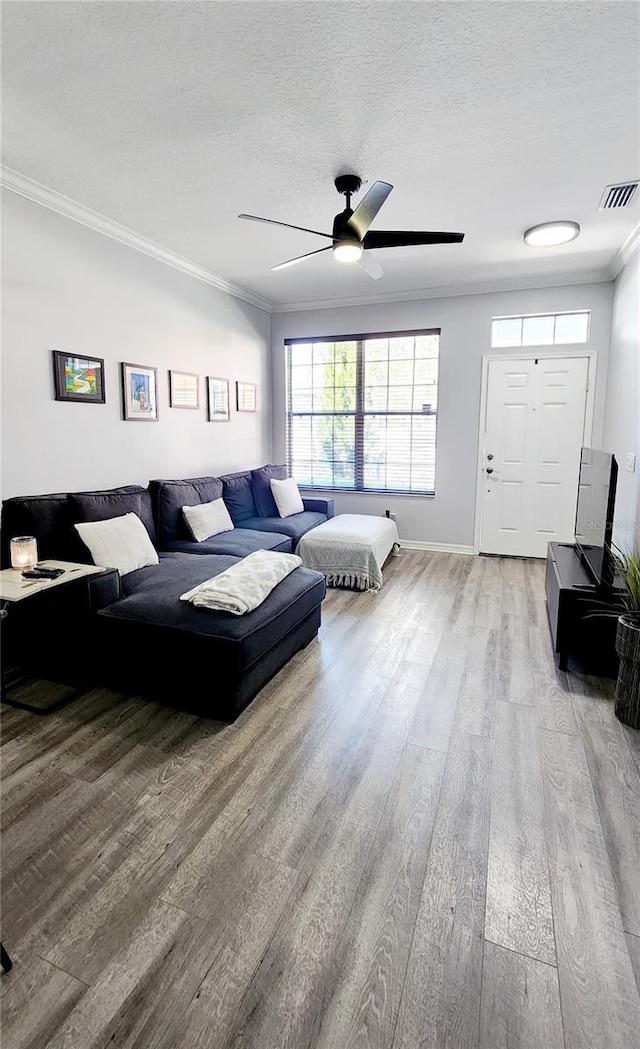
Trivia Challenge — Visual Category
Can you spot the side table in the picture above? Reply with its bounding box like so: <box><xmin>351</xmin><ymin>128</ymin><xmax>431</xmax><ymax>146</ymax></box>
<box><xmin>1</xmin><ymin>560</ymin><xmax>114</xmax><ymax>714</ymax></box>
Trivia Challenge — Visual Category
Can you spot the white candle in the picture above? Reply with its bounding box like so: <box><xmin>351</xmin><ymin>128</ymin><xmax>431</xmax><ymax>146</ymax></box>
<box><xmin>10</xmin><ymin>536</ymin><xmax>38</xmax><ymax>570</ymax></box>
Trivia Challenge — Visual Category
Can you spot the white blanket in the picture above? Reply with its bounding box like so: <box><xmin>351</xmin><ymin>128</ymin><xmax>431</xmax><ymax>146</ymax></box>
<box><xmin>180</xmin><ymin>550</ymin><xmax>302</xmax><ymax>615</ymax></box>
<box><xmin>297</xmin><ymin>514</ymin><xmax>400</xmax><ymax>592</ymax></box>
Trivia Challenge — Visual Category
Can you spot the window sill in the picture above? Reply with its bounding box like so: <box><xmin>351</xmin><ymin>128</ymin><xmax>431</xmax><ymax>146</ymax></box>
<box><xmin>299</xmin><ymin>486</ymin><xmax>436</xmax><ymax>499</ymax></box>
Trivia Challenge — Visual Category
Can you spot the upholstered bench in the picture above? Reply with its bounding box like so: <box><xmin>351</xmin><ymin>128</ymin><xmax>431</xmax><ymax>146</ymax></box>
<box><xmin>297</xmin><ymin>514</ymin><xmax>400</xmax><ymax>591</ymax></box>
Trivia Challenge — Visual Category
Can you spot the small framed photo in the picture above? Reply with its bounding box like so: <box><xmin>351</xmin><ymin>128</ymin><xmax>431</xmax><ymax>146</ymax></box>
<box><xmin>121</xmin><ymin>362</ymin><xmax>159</xmax><ymax>421</ymax></box>
<box><xmin>169</xmin><ymin>370</ymin><xmax>199</xmax><ymax>409</ymax></box>
<box><xmin>207</xmin><ymin>377</ymin><xmax>230</xmax><ymax>421</ymax></box>
<box><xmin>236</xmin><ymin>380</ymin><xmax>257</xmax><ymax>413</ymax></box>
<box><xmin>53</xmin><ymin>351</ymin><xmax>105</xmax><ymax>404</ymax></box>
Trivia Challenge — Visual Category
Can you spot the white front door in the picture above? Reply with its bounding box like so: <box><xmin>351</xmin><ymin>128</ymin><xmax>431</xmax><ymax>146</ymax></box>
<box><xmin>478</xmin><ymin>356</ymin><xmax>590</xmax><ymax>557</ymax></box>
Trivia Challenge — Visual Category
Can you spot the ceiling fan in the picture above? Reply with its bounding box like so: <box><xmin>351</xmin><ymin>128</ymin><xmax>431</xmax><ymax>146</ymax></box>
<box><xmin>239</xmin><ymin>174</ymin><xmax>464</xmax><ymax>280</ymax></box>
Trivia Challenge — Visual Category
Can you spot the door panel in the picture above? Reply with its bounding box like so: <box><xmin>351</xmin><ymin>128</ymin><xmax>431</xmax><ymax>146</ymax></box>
<box><xmin>534</xmin><ymin>481</ymin><xmax>561</xmax><ymax>534</ymax></box>
<box><xmin>539</xmin><ymin>403</ymin><xmax>566</xmax><ymax>463</ymax></box>
<box><xmin>500</xmin><ymin>481</ymin><xmax>524</xmax><ymax>531</ymax></box>
<box><xmin>479</xmin><ymin>356</ymin><xmax>589</xmax><ymax>557</ymax></box>
<box><xmin>503</xmin><ymin>403</ymin><xmax>528</xmax><ymax>462</ymax></box>
<box><xmin>506</xmin><ymin>371</ymin><xmax>529</xmax><ymax>389</ymax></box>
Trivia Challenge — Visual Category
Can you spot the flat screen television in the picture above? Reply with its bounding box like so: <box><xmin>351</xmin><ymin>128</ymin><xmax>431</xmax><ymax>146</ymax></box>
<box><xmin>574</xmin><ymin>447</ymin><xmax>618</xmax><ymax>587</ymax></box>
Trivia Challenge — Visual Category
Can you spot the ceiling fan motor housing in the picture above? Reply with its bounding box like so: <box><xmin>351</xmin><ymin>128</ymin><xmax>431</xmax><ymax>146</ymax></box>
<box><xmin>334</xmin><ymin>174</ymin><xmax>362</xmax><ymax>197</ymax></box>
<box><xmin>332</xmin><ymin>208</ymin><xmax>357</xmax><ymax>240</ymax></box>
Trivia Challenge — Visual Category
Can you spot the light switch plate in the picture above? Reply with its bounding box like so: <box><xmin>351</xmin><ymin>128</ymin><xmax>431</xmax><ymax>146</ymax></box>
<box><xmin>626</xmin><ymin>453</ymin><xmax>636</xmax><ymax>473</ymax></box>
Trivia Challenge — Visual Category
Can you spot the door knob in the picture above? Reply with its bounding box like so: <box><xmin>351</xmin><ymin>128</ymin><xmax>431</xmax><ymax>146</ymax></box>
<box><xmin>486</xmin><ymin>467</ymin><xmax>494</xmax><ymax>474</ymax></box>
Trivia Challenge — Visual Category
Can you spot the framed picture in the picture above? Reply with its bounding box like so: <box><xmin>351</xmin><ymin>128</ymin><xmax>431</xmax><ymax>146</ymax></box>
<box><xmin>121</xmin><ymin>362</ymin><xmax>159</xmax><ymax>421</ymax></box>
<box><xmin>236</xmin><ymin>380</ymin><xmax>257</xmax><ymax>413</ymax></box>
<box><xmin>53</xmin><ymin>351</ymin><xmax>105</xmax><ymax>404</ymax></box>
<box><xmin>207</xmin><ymin>377</ymin><xmax>230</xmax><ymax>421</ymax></box>
<box><xmin>169</xmin><ymin>370</ymin><xmax>199</xmax><ymax>409</ymax></box>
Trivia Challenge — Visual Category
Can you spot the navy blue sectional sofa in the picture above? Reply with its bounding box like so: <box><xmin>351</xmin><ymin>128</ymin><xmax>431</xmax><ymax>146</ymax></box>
<box><xmin>1</xmin><ymin>468</ymin><xmax>333</xmax><ymax>720</ymax></box>
<box><xmin>150</xmin><ymin>467</ymin><xmax>333</xmax><ymax>556</ymax></box>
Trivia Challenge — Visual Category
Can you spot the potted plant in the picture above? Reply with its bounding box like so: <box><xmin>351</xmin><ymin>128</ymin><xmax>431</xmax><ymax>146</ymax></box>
<box><xmin>613</xmin><ymin>547</ymin><xmax>640</xmax><ymax>729</ymax></box>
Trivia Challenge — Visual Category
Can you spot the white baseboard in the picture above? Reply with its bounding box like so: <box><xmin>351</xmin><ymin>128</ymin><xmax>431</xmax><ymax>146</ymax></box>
<box><xmin>400</xmin><ymin>540</ymin><xmax>475</xmax><ymax>555</ymax></box>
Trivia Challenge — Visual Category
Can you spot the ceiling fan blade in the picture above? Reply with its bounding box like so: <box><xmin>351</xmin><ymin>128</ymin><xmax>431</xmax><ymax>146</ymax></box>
<box><xmin>357</xmin><ymin>253</ymin><xmax>384</xmax><ymax>281</ymax></box>
<box><xmin>239</xmin><ymin>214</ymin><xmax>334</xmax><ymax>240</ymax></box>
<box><xmin>271</xmin><ymin>246</ymin><xmax>333</xmax><ymax>271</ymax></box>
<box><xmin>344</xmin><ymin>181</ymin><xmax>393</xmax><ymax>239</ymax></box>
<box><xmin>363</xmin><ymin>230</ymin><xmax>465</xmax><ymax>249</ymax></box>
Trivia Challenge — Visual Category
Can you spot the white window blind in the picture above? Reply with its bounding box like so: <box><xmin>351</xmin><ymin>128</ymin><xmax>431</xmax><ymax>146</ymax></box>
<box><xmin>285</xmin><ymin>329</ymin><xmax>440</xmax><ymax>495</ymax></box>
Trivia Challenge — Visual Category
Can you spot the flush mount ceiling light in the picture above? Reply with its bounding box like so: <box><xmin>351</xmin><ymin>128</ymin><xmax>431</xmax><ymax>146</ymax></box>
<box><xmin>523</xmin><ymin>221</ymin><xmax>580</xmax><ymax>247</ymax></box>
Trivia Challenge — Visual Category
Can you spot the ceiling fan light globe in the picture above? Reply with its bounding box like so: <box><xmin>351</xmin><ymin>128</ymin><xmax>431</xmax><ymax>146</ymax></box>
<box><xmin>333</xmin><ymin>240</ymin><xmax>364</xmax><ymax>263</ymax></box>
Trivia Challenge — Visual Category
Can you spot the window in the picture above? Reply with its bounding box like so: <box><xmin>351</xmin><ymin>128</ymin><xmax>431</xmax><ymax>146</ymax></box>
<box><xmin>491</xmin><ymin>310</ymin><xmax>590</xmax><ymax>348</ymax></box>
<box><xmin>286</xmin><ymin>329</ymin><xmax>440</xmax><ymax>495</ymax></box>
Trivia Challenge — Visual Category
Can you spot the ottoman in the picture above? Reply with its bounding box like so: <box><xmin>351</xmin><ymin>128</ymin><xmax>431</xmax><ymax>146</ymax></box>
<box><xmin>97</xmin><ymin>552</ymin><xmax>326</xmax><ymax>721</ymax></box>
<box><xmin>297</xmin><ymin>514</ymin><xmax>400</xmax><ymax>591</ymax></box>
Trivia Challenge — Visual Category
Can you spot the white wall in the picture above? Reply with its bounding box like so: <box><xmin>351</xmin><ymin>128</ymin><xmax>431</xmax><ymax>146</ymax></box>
<box><xmin>1</xmin><ymin>190</ymin><xmax>272</xmax><ymax>498</ymax></box>
<box><xmin>271</xmin><ymin>283</ymin><xmax>614</xmax><ymax>547</ymax></box>
<box><xmin>603</xmin><ymin>247</ymin><xmax>640</xmax><ymax>550</ymax></box>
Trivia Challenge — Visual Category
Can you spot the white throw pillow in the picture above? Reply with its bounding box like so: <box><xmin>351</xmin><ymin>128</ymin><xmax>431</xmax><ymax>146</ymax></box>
<box><xmin>270</xmin><ymin>476</ymin><xmax>304</xmax><ymax>518</ymax></box>
<box><xmin>74</xmin><ymin>513</ymin><xmax>159</xmax><ymax>576</ymax></box>
<box><xmin>182</xmin><ymin>498</ymin><xmax>234</xmax><ymax>543</ymax></box>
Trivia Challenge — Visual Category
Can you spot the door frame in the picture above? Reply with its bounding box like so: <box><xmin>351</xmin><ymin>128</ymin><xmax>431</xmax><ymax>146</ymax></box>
<box><xmin>473</xmin><ymin>349</ymin><xmax>598</xmax><ymax>556</ymax></box>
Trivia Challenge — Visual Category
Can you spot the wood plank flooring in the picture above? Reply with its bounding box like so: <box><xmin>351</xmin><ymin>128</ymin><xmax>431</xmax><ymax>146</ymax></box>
<box><xmin>2</xmin><ymin>550</ymin><xmax>640</xmax><ymax>1049</ymax></box>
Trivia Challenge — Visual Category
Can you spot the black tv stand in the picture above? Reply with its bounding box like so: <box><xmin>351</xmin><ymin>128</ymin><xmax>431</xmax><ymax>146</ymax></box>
<box><xmin>545</xmin><ymin>542</ymin><xmax>621</xmax><ymax>675</ymax></box>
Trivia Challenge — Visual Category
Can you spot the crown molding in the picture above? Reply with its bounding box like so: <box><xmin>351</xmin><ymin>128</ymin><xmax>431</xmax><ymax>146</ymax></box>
<box><xmin>271</xmin><ymin>269</ymin><xmax>612</xmax><ymax>313</ymax></box>
<box><xmin>2</xmin><ymin>165</ymin><xmax>623</xmax><ymax>316</ymax></box>
<box><xmin>0</xmin><ymin>166</ymin><xmax>273</xmax><ymax>314</ymax></box>
<box><xmin>610</xmin><ymin>222</ymin><xmax>640</xmax><ymax>279</ymax></box>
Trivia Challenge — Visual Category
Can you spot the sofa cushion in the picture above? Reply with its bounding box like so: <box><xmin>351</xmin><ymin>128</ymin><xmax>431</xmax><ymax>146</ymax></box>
<box><xmin>104</xmin><ymin>552</ymin><xmax>325</xmax><ymax>672</ymax></box>
<box><xmin>68</xmin><ymin>486</ymin><xmax>156</xmax><ymax>543</ymax></box>
<box><xmin>238</xmin><ymin>512</ymin><xmax>326</xmax><ymax>544</ymax></box>
<box><xmin>1</xmin><ymin>492</ymin><xmax>72</xmax><ymax>566</ymax></box>
<box><xmin>221</xmin><ymin>472</ymin><xmax>256</xmax><ymax>525</ymax></box>
<box><xmin>183</xmin><ymin>498</ymin><xmax>234</xmax><ymax>543</ymax></box>
<box><xmin>150</xmin><ymin>477</ymin><xmax>223</xmax><ymax>547</ymax></box>
<box><xmin>69</xmin><ymin>491</ymin><xmax>145</xmax><ymax>563</ymax></box>
<box><xmin>68</xmin><ymin>489</ymin><xmax>142</xmax><ymax>535</ymax></box>
<box><xmin>1</xmin><ymin>485</ymin><xmax>156</xmax><ymax>567</ymax></box>
<box><xmin>75</xmin><ymin>513</ymin><xmax>160</xmax><ymax>576</ymax></box>
<box><xmin>270</xmin><ymin>476</ymin><xmax>305</xmax><ymax>518</ymax></box>
<box><xmin>251</xmin><ymin>464</ymin><xmax>287</xmax><ymax>517</ymax></box>
<box><xmin>164</xmin><ymin>528</ymin><xmax>292</xmax><ymax>557</ymax></box>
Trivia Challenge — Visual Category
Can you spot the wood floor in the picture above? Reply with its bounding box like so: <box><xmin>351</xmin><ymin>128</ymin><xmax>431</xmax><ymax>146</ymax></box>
<box><xmin>2</xmin><ymin>550</ymin><xmax>640</xmax><ymax>1049</ymax></box>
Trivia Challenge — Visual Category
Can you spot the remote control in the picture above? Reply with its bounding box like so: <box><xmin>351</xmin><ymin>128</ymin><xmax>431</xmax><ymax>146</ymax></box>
<box><xmin>21</xmin><ymin>568</ymin><xmax>65</xmax><ymax>580</ymax></box>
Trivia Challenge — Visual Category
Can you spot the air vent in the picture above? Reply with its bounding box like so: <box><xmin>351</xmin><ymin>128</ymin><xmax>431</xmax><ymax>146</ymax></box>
<box><xmin>599</xmin><ymin>182</ymin><xmax>638</xmax><ymax>209</ymax></box>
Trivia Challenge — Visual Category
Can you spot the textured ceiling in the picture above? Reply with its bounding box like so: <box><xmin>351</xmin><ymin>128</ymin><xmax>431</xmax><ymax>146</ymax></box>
<box><xmin>2</xmin><ymin>1</ymin><xmax>639</xmax><ymax>308</ymax></box>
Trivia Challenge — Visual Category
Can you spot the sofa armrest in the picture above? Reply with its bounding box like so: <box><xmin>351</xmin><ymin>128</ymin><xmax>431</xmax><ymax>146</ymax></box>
<box><xmin>87</xmin><ymin>568</ymin><xmax>121</xmax><ymax>612</ymax></box>
<box><xmin>303</xmin><ymin>497</ymin><xmax>335</xmax><ymax>519</ymax></box>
